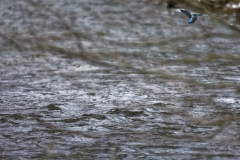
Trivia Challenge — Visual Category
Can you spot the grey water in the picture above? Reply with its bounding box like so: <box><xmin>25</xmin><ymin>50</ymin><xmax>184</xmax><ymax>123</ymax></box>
<box><xmin>0</xmin><ymin>0</ymin><xmax>240</xmax><ymax>159</ymax></box>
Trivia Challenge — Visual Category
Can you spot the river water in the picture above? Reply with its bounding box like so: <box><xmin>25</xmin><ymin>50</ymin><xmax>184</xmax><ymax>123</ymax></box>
<box><xmin>1</xmin><ymin>0</ymin><xmax>240</xmax><ymax>159</ymax></box>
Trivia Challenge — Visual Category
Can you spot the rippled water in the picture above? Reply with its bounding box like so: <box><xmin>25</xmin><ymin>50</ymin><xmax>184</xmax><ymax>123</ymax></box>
<box><xmin>0</xmin><ymin>0</ymin><xmax>240</xmax><ymax>159</ymax></box>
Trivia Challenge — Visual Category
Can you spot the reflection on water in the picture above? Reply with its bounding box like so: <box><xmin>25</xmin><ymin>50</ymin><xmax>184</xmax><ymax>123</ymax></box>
<box><xmin>0</xmin><ymin>0</ymin><xmax>240</xmax><ymax>159</ymax></box>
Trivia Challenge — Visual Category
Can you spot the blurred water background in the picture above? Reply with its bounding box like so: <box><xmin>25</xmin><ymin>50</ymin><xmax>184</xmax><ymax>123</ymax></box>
<box><xmin>1</xmin><ymin>0</ymin><xmax>240</xmax><ymax>159</ymax></box>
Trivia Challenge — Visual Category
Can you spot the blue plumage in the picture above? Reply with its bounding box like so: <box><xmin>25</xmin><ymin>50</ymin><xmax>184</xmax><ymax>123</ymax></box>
<box><xmin>180</xmin><ymin>9</ymin><xmax>203</xmax><ymax>24</ymax></box>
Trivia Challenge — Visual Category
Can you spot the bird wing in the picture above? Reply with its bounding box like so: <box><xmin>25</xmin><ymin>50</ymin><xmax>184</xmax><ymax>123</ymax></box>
<box><xmin>180</xmin><ymin>9</ymin><xmax>191</xmax><ymax>18</ymax></box>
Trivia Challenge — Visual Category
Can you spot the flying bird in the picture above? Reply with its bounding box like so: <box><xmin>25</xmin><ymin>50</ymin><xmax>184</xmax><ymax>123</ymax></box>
<box><xmin>180</xmin><ymin>9</ymin><xmax>203</xmax><ymax>24</ymax></box>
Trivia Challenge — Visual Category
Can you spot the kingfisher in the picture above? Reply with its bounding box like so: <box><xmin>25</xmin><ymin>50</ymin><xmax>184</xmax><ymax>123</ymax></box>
<box><xmin>180</xmin><ymin>9</ymin><xmax>203</xmax><ymax>24</ymax></box>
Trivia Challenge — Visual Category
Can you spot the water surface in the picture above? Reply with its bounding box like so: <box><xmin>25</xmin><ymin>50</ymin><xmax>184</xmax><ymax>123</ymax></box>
<box><xmin>0</xmin><ymin>0</ymin><xmax>240</xmax><ymax>159</ymax></box>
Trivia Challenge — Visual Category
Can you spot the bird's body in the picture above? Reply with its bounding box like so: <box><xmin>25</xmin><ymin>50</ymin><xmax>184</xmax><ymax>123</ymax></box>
<box><xmin>180</xmin><ymin>9</ymin><xmax>203</xmax><ymax>24</ymax></box>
